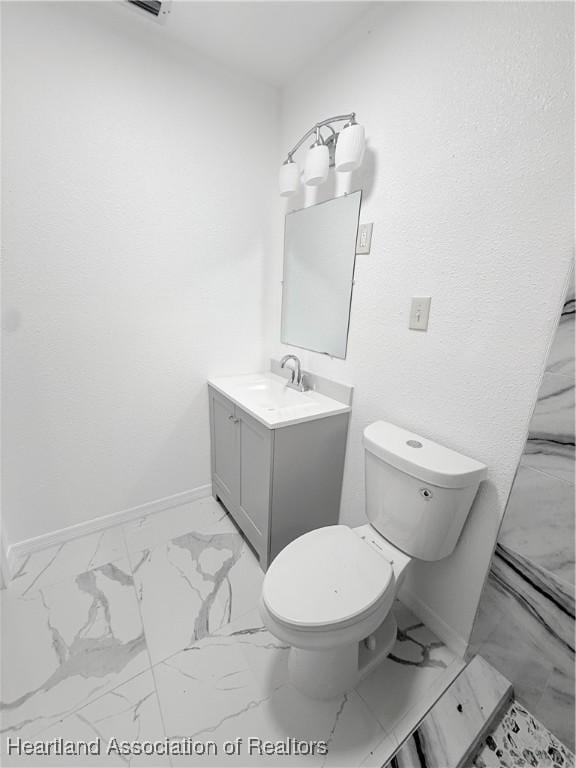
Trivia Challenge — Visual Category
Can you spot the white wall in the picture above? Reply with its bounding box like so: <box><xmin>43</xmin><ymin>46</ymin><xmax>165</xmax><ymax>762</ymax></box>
<box><xmin>1</xmin><ymin>1</ymin><xmax>277</xmax><ymax>547</ymax></box>
<box><xmin>266</xmin><ymin>2</ymin><xmax>574</xmax><ymax>647</ymax></box>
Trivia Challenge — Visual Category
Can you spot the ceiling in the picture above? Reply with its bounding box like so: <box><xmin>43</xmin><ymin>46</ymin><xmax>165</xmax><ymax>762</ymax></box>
<box><xmin>127</xmin><ymin>1</ymin><xmax>372</xmax><ymax>86</ymax></box>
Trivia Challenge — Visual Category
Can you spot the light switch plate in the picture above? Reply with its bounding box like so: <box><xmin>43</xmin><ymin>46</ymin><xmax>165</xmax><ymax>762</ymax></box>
<box><xmin>356</xmin><ymin>223</ymin><xmax>373</xmax><ymax>254</ymax></box>
<box><xmin>409</xmin><ymin>297</ymin><xmax>431</xmax><ymax>331</ymax></box>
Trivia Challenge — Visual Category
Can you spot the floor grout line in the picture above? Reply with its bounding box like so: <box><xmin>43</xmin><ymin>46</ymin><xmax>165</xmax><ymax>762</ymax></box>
<box><xmin>119</xmin><ymin>521</ymin><xmax>173</xmax><ymax>766</ymax></box>
<box><xmin>3</xmin><ymin>553</ymin><xmax>133</xmax><ymax>602</ymax></box>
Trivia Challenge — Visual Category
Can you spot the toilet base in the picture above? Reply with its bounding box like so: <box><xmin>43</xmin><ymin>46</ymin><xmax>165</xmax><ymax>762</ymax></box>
<box><xmin>358</xmin><ymin>611</ymin><xmax>397</xmax><ymax>681</ymax></box>
<box><xmin>288</xmin><ymin>612</ymin><xmax>398</xmax><ymax>700</ymax></box>
<box><xmin>289</xmin><ymin>644</ymin><xmax>358</xmax><ymax>700</ymax></box>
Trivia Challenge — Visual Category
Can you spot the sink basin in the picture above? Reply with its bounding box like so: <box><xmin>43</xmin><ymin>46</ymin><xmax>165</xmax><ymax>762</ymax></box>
<box><xmin>208</xmin><ymin>372</ymin><xmax>350</xmax><ymax>429</ymax></box>
<box><xmin>243</xmin><ymin>378</ymin><xmax>314</xmax><ymax>412</ymax></box>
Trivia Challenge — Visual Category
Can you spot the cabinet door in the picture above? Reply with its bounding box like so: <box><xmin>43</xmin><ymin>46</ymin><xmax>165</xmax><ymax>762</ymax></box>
<box><xmin>238</xmin><ymin>411</ymin><xmax>273</xmax><ymax>564</ymax></box>
<box><xmin>210</xmin><ymin>389</ymin><xmax>240</xmax><ymax>512</ymax></box>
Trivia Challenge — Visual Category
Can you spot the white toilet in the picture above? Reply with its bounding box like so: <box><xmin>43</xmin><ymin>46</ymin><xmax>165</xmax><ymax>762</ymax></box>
<box><xmin>259</xmin><ymin>420</ymin><xmax>487</xmax><ymax>700</ymax></box>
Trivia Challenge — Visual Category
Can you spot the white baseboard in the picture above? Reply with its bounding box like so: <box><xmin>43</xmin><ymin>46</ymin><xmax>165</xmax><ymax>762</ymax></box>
<box><xmin>5</xmin><ymin>485</ymin><xmax>212</xmax><ymax>574</ymax></box>
<box><xmin>399</xmin><ymin>585</ymin><xmax>469</xmax><ymax>658</ymax></box>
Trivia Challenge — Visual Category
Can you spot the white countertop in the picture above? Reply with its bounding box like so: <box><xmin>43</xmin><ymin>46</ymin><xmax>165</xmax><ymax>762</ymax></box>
<box><xmin>208</xmin><ymin>372</ymin><xmax>351</xmax><ymax>429</ymax></box>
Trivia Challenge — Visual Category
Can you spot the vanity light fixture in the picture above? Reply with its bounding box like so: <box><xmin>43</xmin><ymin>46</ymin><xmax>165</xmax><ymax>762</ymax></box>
<box><xmin>278</xmin><ymin>113</ymin><xmax>365</xmax><ymax>197</ymax></box>
<box><xmin>304</xmin><ymin>127</ymin><xmax>329</xmax><ymax>186</ymax></box>
<box><xmin>335</xmin><ymin>121</ymin><xmax>366</xmax><ymax>172</ymax></box>
<box><xmin>279</xmin><ymin>156</ymin><xmax>299</xmax><ymax>197</ymax></box>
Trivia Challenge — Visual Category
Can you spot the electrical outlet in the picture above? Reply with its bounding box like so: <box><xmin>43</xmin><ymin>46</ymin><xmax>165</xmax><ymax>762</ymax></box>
<box><xmin>409</xmin><ymin>297</ymin><xmax>431</xmax><ymax>331</ymax></box>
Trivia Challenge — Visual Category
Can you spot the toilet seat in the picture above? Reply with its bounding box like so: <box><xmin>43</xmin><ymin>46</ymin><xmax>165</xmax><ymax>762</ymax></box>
<box><xmin>262</xmin><ymin>525</ymin><xmax>394</xmax><ymax>631</ymax></box>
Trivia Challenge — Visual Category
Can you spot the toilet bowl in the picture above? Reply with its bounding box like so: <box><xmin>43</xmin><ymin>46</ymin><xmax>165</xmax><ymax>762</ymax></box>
<box><xmin>259</xmin><ymin>524</ymin><xmax>412</xmax><ymax>699</ymax></box>
<box><xmin>259</xmin><ymin>420</ymin><xmax>488</xmax><ymax>700</ymax></box>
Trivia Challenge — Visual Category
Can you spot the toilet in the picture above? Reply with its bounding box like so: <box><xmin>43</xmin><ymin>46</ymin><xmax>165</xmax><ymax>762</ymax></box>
<box><xmin>259</xmin><ymin>420</ymin><xmax>487</xmax><ymax>700</ymax></box>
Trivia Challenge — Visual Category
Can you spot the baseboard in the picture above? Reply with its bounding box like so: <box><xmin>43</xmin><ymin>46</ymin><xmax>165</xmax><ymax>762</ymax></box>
<box><xmin>5</xmin><ymin>485</ymin><xmax>212</xmax><ymax>575</ymax></box>
<box><xmin>399</xmin><ymin>585</ymin><xmax>469</xmax><ymax>658</ymax></box>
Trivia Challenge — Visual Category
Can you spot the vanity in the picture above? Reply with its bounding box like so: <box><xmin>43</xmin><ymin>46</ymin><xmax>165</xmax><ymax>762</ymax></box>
<box><xmin>208</xmin><ymin>187</ymin><xmax>361</xmax><ymax>569</ymax></box>
<box><xmin>208</xmin><ymin>362</ymin><xmax>352</xmax><ymax>570</ymax></box>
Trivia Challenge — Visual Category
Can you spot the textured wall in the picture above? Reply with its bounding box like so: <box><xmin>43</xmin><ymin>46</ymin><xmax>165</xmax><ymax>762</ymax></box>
<box><xmin>264</xmin><ymin>2</ymin><xmax>574</xmax><ymax>648</ymax></box>
<box><xmin>470</xmin><ymin>272</ymin><xmax>575</xmax><ymax>749</ymax></box>
<box><xmin>1</xmin><ymin>2</ymin><xmax>278</xmax><ymax>546</ymax></box>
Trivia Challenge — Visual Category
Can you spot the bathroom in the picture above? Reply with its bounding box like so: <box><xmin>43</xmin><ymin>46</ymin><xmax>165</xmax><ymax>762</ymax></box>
<box><xmin>0</xmin><ymin>1</ymin><xmax>574</xmax><ymax>766</ymax></box>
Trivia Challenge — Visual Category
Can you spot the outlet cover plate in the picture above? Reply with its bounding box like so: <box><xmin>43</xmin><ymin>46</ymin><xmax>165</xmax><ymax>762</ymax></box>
<box><xmin>356</xmin><ymin>223</ymin><xmax>373</xmax><ymax>254</ymax></box>
<box><xmin>409</xmin><ymin>297</ymin><xmax>431</xmax><ymax>331</ymax></box>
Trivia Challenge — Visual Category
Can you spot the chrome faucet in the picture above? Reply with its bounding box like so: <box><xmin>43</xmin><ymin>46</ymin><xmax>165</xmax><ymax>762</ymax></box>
<box><xmin>280</xmin><ymin>354</ymin><xmax>308</xmax><ymax>392</ymax></box>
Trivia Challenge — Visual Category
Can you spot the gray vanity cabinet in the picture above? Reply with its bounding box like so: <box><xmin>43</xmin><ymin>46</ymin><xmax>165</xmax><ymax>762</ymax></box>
<box><xmin>208</xmin><ymin>386</ymin><xmax>349</xmax><ymax>570</ymax></box>
<box><xmin>210</xmin><ymin>391</ymin><xmax>240</xmax><ymax>510</ymax></box>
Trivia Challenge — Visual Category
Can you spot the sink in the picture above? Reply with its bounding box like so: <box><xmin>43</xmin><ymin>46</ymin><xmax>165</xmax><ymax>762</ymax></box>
<box><xmin>243</xmin><ymin>378</ymin><xmax>314</xmax><ymax>412</ymax></box>
<box><xmin>207</xmin><ymin>372</ymin><xmax>350</xmax><ymax>429</ymax></box>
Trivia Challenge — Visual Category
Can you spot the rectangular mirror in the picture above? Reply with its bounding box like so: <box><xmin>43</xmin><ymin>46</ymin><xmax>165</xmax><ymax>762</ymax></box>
<box><xmin>281</xmin><ymin>190</ymin><xmax>361</xmax><ymax>359</ymax></box>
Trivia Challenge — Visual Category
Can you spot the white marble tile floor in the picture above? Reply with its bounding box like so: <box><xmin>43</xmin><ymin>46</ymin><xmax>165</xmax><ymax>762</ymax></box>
<box><xmin>1</xmin><ymin>497</ymin><xmax>465</xmax><ymax>767</ymax></box>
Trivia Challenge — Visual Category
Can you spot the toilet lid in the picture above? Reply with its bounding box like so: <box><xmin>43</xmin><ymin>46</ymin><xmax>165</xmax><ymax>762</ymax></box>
<box><xmin>262</xmin><ymin>525</ymin><xmax>394</xmax><ymax>630</ymax></box>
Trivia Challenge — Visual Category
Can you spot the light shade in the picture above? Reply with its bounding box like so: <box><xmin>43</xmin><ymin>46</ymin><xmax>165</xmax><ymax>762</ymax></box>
<box><xmin>335</xmin><ymin>123</ymin><xmax>365</xmax><ymax>172</ymax></box>
<box><xmin>304</xmin><ymin>143</ymin><xmax>329</xmax><ymax>186</ymax></box>
<box><xmin>279</xmin><ymin>160</ymin><xmax>299</xmax><ymax>197</ymax></box>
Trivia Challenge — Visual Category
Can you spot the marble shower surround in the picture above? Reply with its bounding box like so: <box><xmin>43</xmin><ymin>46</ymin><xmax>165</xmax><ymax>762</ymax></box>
<box><xmin>1</xmin><ymin>497</ymin><xmax>465</xmax><ymax>767</ymax></box>
<box><xmin>470</xmin><ymin>274</ymin><xmax>575</xmax><ymax>750</ymax></box>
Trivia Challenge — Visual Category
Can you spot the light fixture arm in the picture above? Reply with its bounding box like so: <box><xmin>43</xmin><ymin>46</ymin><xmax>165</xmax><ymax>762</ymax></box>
<box><xmin>284</xmin><ymin>112</ymin><xmax>356</xmax><ymax>161</ymax></box>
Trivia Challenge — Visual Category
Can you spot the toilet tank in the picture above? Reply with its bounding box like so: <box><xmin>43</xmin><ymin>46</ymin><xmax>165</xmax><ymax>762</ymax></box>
<box><xmin>363</xmin><ymin>422</ymin><xmax>487</xmax><ymax>561</ymax></box>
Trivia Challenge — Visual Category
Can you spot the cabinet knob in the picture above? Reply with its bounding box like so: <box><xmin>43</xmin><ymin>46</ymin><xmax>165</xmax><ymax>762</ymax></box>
<box><xmin>228</xmin><ymin>415</ymin><xmax>239</xmax><ymax>423</ymax></box>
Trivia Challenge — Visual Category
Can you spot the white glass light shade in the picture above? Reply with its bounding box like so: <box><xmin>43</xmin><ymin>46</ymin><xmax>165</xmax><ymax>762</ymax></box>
<box><xmin>304</xmin><ymin>143</ymin><xmax>329</xmax><ymax>186</ymax></box>
<box><xmin>335</xmin><ymin>123</ymin><xmax>365</xmax><ymax>172</ymax></box>
<box><xmin>279</xmin><ymin>161</ymin><xmax>299</xmax><ymax>197</ymax></box>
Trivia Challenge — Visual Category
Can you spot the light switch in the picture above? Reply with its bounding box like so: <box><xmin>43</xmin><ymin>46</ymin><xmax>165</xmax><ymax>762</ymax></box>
<box><xmin>356</xmin><ymin>223</ymin><xmax>373</xmax><ymax>254</ymax></box>
<box><xmin>409</xmin><ymin>297</ymin><xmax>431</xmax><ymax>331</ymax></box>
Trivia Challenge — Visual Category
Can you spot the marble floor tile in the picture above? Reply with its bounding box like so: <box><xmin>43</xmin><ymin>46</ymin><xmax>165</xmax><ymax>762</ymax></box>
<box><xmin>498</xmin><ymin>465</ymin><xmax>575</xmax><ymax>586</ymax></box>
<box><xmin>473</xmin><ymin>699</ymin><xmax>574</xmax><ymax>768</ymax></box>
<box><xmin>7</xmin><ymin>527</ymin><xmax>127</xmax><ymax>597</ymax></box>
<box><xmin>356</xmin><ymin>601</ymin><xmax>461</xmax><ymax>733</ymax></box>
<box><xmin>521</xmin><ymin>372</ymin><xmax>575</xmax><ymax>485</ymax></box>
<box><xmin>1</xmin><ymin>670</ymin><xmax>168</xmax><ymax>767</ymax></box>
<box><xmin>122</xmin><ymin>497</ymin><xmax>235</xmax><ymax>555</ymax></box>
<box><xmin>131</xmin><ymin>528</ymin><xmax>264</xmax><ymax>665</ymax></box>
<box><xmin>0</xmin><ymin>558</ymin><xmax>148</xmax><ymax>742</ymax></box>
<box><xmin>153</xmin><ymin>611</ymin><xmax>387</xmax><ymax>767</ymax></box>
<box><xmin>1</xmin><ymin>503</ymin><xmax>476</xmax><ymax>768</ymax></box>
<box><xmin>358</xmin><ymin>732</ymin><xmax>399</xmax><ymax>767</ymax></box>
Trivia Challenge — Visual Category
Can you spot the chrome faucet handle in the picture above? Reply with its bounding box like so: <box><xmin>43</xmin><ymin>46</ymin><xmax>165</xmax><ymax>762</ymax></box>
<box><xmin>279</xmin><ymin>355</ymin><xmax>308</xmax><ymax>391</ymax></box>
<box><xmin>280</xmin><ymin>354</ymin><xmax>300</xmax><ymax>384</ymax></box>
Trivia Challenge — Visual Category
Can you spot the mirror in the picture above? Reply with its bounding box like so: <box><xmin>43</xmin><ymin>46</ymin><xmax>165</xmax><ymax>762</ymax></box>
<box><xmin>281</xmin><ymin>190</ymin><xmax>361</xmax><ymax>359</ymax></box>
